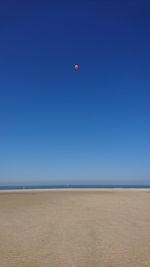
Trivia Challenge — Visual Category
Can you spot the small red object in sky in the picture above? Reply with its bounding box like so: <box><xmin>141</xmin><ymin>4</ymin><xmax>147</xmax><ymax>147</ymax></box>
<box><xmin>74</xmin><ymin>64</ymin><xmax>79</xmax><ymax>70</ymax></box>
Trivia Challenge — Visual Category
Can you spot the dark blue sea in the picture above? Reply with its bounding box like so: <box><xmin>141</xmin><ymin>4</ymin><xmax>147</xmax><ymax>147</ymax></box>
<box><xmin>0</xmin><ymin>185</ymin><xmax>150</xmax><ymax>190</ymax></box>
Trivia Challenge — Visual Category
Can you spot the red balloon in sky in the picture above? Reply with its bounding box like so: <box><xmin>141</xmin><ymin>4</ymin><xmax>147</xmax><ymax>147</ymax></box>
<box><xmin>74</xmin><ymin>64</ymin><xmax>79</xmax><ymax>70</ymax></box>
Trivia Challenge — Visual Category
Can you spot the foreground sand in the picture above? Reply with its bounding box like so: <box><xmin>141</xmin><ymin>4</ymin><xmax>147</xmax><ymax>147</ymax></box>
<box><xmin>0</xmin><ymin>189</ymin><xmax>150</xmax><ymax>267</ymax></box>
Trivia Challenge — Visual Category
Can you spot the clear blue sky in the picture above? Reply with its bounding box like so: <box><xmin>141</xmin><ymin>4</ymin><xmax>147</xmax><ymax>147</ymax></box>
<box><xmin>0</xmin><ymin>0</ymin><xmax>150</xmax><ymax>185</ymax></box>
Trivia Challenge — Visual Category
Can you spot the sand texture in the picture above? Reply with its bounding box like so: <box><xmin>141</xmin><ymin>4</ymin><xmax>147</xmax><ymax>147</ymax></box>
<box><xmin>0</xmin><ymin>189</ymin><xmax>150</xmax><ymax>267</ymax></box>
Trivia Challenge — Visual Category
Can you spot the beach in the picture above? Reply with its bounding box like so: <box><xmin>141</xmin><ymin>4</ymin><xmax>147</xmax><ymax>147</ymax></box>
<box><xmin>0</xmin><ymin>189</ymin><xmax>150</xmax><ymax>267</ymax></box>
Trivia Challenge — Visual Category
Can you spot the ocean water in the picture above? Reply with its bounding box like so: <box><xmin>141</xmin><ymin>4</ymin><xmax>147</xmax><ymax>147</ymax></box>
<box><xmin>0</xmin><ymin>185</ymin><xmax>150</xmax><ymax>190</ymax></box>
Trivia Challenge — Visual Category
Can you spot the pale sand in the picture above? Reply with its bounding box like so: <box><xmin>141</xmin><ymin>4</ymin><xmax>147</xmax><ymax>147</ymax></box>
<box><xmin>0</xmin><ymin>189</ymin><xmax>150</xmax><ymax>267</ymax></box>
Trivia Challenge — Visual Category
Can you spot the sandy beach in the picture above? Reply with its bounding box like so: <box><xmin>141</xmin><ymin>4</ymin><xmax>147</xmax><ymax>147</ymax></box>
<box><xmin>0</xmin><ymin>189</ymin><xmax>150</xmax><ymax>267</ymax></box>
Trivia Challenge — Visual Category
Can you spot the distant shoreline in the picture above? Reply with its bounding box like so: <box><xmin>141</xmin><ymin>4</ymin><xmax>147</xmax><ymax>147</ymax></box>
<box><xmin>0</xmin><ymin>185</ymin><xmax>150</xmax><ymax>191</ymax></box>
<box><xmin>0</xmin><ymin>188</ymin><xmax>150</xmax><ymax>195</ymax></box>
